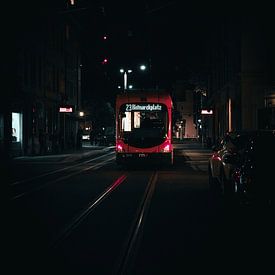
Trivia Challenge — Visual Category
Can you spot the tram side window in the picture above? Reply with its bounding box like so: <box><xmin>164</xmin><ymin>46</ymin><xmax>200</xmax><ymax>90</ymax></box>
<box><xmin>134</xmin><ymin>112</ymin><xmax>140</xmax><ymax>128</ymax></box>
<box><xmin>121</xmin><ymin>112</ymin><xmax>132</xmax><ymax>132</ymax></box>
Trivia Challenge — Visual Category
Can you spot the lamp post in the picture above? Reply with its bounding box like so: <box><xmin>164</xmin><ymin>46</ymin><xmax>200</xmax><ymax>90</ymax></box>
<box><xmin>119</xmin><ymin>65</ymin><xmax>147</xmax><ymax>92</ymax></box>
<box><xmin>120</xmin><ymin>68</ymin><xmax>132</xmax><ymax>92</ymax></box>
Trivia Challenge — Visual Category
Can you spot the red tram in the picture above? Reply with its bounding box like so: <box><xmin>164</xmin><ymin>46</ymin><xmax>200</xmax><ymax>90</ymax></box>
<box><xmin>115</xmin><ymin>90</ymin><xmax>174</xmax><ymax>165</ymax></box>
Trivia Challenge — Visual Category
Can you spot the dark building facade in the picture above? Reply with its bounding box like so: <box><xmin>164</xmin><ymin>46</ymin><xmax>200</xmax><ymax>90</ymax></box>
<box><xmin>1</xmin><ymin>5</ymin><xmax>82</xmax><ymax>158</ymax></box>
<box><xmin>205</xmin><ymin>14</ymin><xmax>275</xmax><ymax>140</ymax></box>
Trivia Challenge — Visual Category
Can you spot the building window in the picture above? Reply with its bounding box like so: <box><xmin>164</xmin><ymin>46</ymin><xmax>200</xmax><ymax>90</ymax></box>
<box><xmin>12</xmin><ymin>112</ymin><xmax>22</xmax><ymax>142</ymax></box>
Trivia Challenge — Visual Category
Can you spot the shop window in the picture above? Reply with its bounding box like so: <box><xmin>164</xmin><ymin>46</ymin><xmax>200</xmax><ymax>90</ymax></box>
<box><xmin>12</xmin><ymin>112</ymin><xmax>22</xmax><ymax>142</ymax></box>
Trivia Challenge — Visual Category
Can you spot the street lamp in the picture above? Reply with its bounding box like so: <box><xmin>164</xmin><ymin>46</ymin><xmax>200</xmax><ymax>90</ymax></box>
<box><xmin>119</xmin><ymin>65</ymin><xmax>147</xmax><ymax>92</ymax></box>
<box><xmin>120</xmin><ymin>68</ymin><xmax>132</xmax><ymax>91</ymax></box>
<box><xmin>139</xmin><ymin>64</ymin><xmax>146</xmax><ymax>71</ymax></box>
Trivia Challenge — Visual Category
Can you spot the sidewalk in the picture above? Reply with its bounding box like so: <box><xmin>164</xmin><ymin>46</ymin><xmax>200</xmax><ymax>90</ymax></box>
<box><xmin>173</xmin><ymin>138</ymin><xmax>213</xmax><ymax>152</ymax></box>
<box><xmin>13</xmin><ymin>144</ymin><xmax>115</xmax><ymax>163</ymax></box>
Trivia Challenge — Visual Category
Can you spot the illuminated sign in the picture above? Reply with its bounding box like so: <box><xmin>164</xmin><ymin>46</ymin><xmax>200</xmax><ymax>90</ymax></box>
<box><xmin>125</xmin><ymin>103</ymin><xmax>162</xmax><ymax>112</ymax></box>
<box><xmin>201</xmin><ymin>109</ymin><xmax>213</xmax><ymax>115</ymax></box>
<box><xmin>59</xmin><ymin>105</ymin><xmax>74</xmax><ymax>113</ymax></box>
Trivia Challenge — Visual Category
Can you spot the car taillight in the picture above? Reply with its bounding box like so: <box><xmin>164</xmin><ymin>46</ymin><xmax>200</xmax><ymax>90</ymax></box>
<box><xmin>211</xmin><ymin>153</ymin><xmax>221</xmax><ymax>161</ymax></box>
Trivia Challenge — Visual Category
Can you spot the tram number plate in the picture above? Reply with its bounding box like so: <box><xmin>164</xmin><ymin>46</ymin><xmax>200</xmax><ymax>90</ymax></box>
<box><xmin>139</xmin><ymin>153</ymin><xmax>147</xmax><ymax>157</ymax></box>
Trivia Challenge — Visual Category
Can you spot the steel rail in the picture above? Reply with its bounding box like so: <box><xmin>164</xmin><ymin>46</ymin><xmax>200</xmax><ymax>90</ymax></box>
<box><xmin>50</xmin><ymin>174</ymin><xmax>128</xmax><ymax>249</ymax></box>
<box><xmin>115</xmin><ymin>170</ymin><xmax>158</xmax><ymax>275</ymax></box>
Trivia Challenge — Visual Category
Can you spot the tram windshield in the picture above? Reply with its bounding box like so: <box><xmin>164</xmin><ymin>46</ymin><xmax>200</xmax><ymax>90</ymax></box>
<box><xmin>119</xmin><ymin>103</ymin><xmax>168</xmax><ymax>148</ymax></box>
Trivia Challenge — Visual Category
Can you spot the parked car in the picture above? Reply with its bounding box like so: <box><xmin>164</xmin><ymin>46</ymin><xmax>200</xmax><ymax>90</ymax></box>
<box><xmin>90</xmin><ymin>126</ymin><xmax>115</xmax><ymax>146</ymax></box>
<box><xmin>231</xmin><ymin>130</ymin><xmax>275</xmax><ymax>205</ymax></box>
<box><xmin>209</xmin><ymin>130</ymin><xmax>275</xmax><ymax>205</ymax></box>
<box><xmin>82</xmin><ymin>130</ymin><xmax>90</xmax><ymax>141</ymax></box>
<box><xmin>208</xmin><ymin>130</ymin><xmax>257</xmax><ymax>197</ymax></box>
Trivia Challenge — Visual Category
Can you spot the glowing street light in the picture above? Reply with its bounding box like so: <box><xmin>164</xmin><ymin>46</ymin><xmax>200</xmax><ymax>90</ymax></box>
<box><xmin>120</xmin><ymin>68</ymin><xmax>132</xmax><ymax>91</ymax></box>
<box><xmin>119</xmin><ymin>64</ymin><xmax>147</xmax><ymax>92</ymax></box>
<box><xmin>139</xmin><ymin>64</ymin><xmax>146</xmax><ymax>71</ymax></box>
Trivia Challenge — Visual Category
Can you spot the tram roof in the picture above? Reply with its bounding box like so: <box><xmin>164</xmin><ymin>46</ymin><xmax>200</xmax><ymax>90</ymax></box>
<box><xmin>116</xmin><ymin>90</ymin><xmax>173</xmax><ymax>108</ymax></box>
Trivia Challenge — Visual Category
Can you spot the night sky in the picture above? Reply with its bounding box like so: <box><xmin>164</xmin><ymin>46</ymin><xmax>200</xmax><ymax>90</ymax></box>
<box><xmin>73</xmin><ymin>0</ymin><xmax>270</xmax><ymax>97</ymax></box>
<box><xmin>76</xmin><ymin>0</ymin><xmax>219</xmax><ymax>100</ymax></box>
<box><xmin>4</xmin><ymin>0</ymin><xmax>273</xmax><ymax>103</ymax></box>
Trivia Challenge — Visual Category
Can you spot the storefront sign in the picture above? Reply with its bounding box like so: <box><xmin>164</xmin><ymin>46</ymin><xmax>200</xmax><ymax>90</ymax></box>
<box><xmin>59</xmin><ymin>105</ymin><xmax>74</xmax><ymax>113</ymax></box>
<box><xmin>201</xmin><ymin>109</ymin><xmax>213</xmax><ymax>115</ymax></box>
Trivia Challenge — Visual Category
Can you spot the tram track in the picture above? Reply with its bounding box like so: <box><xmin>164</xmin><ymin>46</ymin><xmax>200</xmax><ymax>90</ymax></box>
<box><xmin>10</xmin><ymin>151</ymin><xmax>115</xmax><ymax>200</ymax></box>
<box><xmin>114</xmin><ymin>170</ymin><xmax>158</xmax><ymax>275</ymax></box>
<box><xmin>50</xmin><ymin>174</ymin><xmax>128</xmax><ymax>249</ymax></box>
<box><xmin>9</xmin><ymin>145</ymin><xmax>220</xmax><ymax>274</ymax></box>
<box><xmin>47</xmin><ymin>169</ymin><xmax>159</xmax><ymax>274</ymax></box>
